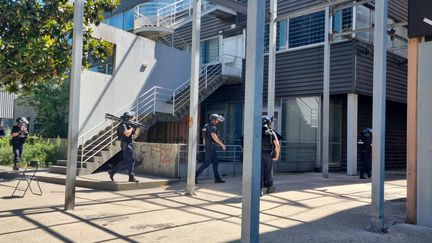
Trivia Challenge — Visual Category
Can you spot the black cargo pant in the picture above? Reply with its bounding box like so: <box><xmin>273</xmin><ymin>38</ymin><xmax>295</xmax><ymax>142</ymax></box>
<box><xmin>261</xmin><ymin>151</ymin><xmax>274</xmax><ymax>187</ymax></box>
<box><xmin>110</xmin><ymin>142</ymin><xmax>135</xmax><ymax>176</ymax></box>
<box><xmin>12</xmin><ymin>143</ymin><xmax>24</xmax><ymax>166</ymax></box>
<box><xmin>196</xmin><ymin>147</ymin><xmax>221</xmax><ymax>180</ymax></box>
<box><xmin>360</xmin><ymin>151</ymin><xmax>371</xmax><ymax>177</ymax></box>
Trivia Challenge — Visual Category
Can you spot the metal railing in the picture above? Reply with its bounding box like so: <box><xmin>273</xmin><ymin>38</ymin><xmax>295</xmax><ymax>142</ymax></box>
<box><xmin>134</xmin><ymin>0</ymin><xmax>215</xmax><ymax>30</ymax></box>
<box><xmin>78</xmin><ymin>86</ymin><xmax>171</xmax><ymax>165</ymax></box>
<box><xmin>172</xmin><ymin>63</ymin><xmax>223</xmax><ymax>114</ymax></box>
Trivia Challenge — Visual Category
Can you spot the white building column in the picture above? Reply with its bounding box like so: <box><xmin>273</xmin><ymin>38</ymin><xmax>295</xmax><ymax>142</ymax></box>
<box><xmin>347</xmin><ymin>93</ymin><xmax>358</xmax><ymax>176</ymax></box>
<box><xmin>185</xmin><ymin>0</ymin><xmax>201</xmax><ymax>196</ymax></box>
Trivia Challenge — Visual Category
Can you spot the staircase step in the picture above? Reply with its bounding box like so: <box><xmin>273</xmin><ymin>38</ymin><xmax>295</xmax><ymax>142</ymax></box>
<box><xmin>78</xmin><ymin>156</ymin><xmax>95</xmax><ymax>162</ymax></box>
<box><xmin>49</xmin><ymin>165</ymin><xmax>82</xmax><ymax>175</ymax></box>
<box><xmin>56</xmin><ymin>160</ymin><xmax>84</xmax><ymax>168</ymax></box>
<box><xmin>77</xmin><ymin>150</ymin><xmax>104</xmax><ymax>158</ymax></box>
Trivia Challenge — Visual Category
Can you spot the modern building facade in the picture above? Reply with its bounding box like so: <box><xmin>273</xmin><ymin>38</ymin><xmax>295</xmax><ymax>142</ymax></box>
<box><xmin>49</xmin><ymin>0</ymin><xmax>408</xmax><ymax>175</ymax></box>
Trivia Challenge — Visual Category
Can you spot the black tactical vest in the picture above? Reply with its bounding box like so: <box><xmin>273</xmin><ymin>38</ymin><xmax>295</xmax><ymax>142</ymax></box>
<box><xmin>262</xmin><ymin>126</ymin><xmax>274</xmax><ymax>151</ymax></box>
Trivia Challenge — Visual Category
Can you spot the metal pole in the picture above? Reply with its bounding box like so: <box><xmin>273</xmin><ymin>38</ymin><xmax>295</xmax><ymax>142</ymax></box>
<box><xmin>370</xmin><ymin>0</ymin><xmax>387</xmax><ymax>232</ymax></box>
<box><xmin>322</xmin><ymin>6</ymin><xmax>331</xmax><ymax>178</ymax></box>
<box><xmin>185</xmin><ymin>0</ymin><xmax>201</xmax><ymax>196</ymax></box>
<box><xmin>65</xmin><ymin>0</ymin><xmax>84</xmax><ymax>210</ymax></box>
<box><xmin>241</xmin><ymin>0</ymin><xmax>265</xmax><ymax>242</ymax></box>
<box><xmin>267</xmin><ymin>0</ymin><xmax>277</xmax><ymax>118</ymax></box>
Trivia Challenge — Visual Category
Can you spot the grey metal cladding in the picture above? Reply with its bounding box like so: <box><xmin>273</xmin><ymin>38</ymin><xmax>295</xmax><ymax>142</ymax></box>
<box><xmin>172</xmin><ymin>15</ymin><xmax>242</xmax><ymax>45</ymax></box>
<box><xmin>354</xmin><ymin>41</ymin><xmax>407</xmax><ymax>103</ymax></box>
<box><xmin>0</xmin><ymin>92</ymin><xmax>15</xmax><ymax>119</ymax></box>
<box><xmin>206</xmin><ymin>41</ymin><xmax>355</xmax><ymax>103</ymax></box>
<box><xmin>264</xmin><ymin>41</ymin><xmax>355</xmax><ymax>99</ymax></box>
<box><xmin>388</xmin><ymin>0</ymin><xmax>408</xmax><ymax>23</ymax></box>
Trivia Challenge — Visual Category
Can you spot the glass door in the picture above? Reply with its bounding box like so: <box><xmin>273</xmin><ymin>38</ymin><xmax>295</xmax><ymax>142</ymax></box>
<box><xmin>281</xmin><ymin>97</ymin><xmax>320</xmax><ymax>169</ymax></box>
<box><xmin>329</xmin><ymin>97</ymin><xmax>342</xmax><ymax>167</ymax></box>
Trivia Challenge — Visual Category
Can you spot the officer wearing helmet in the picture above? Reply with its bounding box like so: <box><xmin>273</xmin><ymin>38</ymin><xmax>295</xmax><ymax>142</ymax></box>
<box><xmin>108</xmin><ymin>111</ymin><xmax>139</xmax><ymax>183</ymax></box>
<box><xmin>196</xmin><ymin>114</ymin><xmax>227</xmax><ymax>183</ymax></box>
<box><xmin>10</xmin><ymin>117</ymin><xmax>29</xmax><ymax>170</ymax></box>
<box><xmin>261</xmin><ymin>115</ymin><xmax>280</xmax><ymax>196</ymax></box>
<box><xmin>358</xmin><ymin>128</ymin><xmax>372</xmax><ymax>179</ymax></box>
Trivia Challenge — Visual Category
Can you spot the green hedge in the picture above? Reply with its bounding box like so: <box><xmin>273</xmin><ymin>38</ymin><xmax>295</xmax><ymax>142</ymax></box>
<box><xmin>0</xmin><ymin>136</ymin><xmax>67</xmax><ymax>168</ymax></box>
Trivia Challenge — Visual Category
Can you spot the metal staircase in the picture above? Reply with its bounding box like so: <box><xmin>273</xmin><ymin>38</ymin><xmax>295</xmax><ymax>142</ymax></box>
<box><xmin>49</xmin><ymin>55</ymin><xmax>242</xmax><ymax>175</ymax></box>
<box><xmin>133</xmin><ymin>0</ymin><xmax>236</xmax><ymax>39</ymax></box>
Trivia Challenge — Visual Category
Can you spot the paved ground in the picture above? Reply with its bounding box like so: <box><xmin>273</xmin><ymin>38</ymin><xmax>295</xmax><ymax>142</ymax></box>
<box><xmin>1</xmin><ymin>166</ymin><xmax>431</xmax><ymax>243</ymax></box>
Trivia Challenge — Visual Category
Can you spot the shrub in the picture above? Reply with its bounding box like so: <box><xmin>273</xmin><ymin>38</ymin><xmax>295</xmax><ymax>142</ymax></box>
<box><xmin>0</xmin><ymin>136</ymin><xmax>67</xmax><ymax>167</ymax></box>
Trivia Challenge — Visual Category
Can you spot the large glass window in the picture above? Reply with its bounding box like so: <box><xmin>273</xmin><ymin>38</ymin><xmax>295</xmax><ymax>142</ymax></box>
<box><xmin>200</xmin><ymin>37</ymin><xmax>220</xmax><ymax>65</ymax></box>
<box><xmin>333</xmin><ymin>7</ymin><xmax>353</xmax><ymax>33</ymax></box>
<box><xmin>277</xmin><ymin>19</ymin><xmax>288</xmax><ymax>51</ymax></box>
<box><xmin>289</xmin><ymin>11</ymin><xmax>325</xmax><ymax>48</ymax></box>
<box><xmin>89</xmin><ymin>45</ymin><xmax>115</xmax><ymax>75</ymax></box>
<box><xmin>281</xmin><ymin>97</ymin><xmax>320</xmax><ymax>166</ymax></box>
<box><xmin>106</xmin><ymin>12</ymin><xmax>124</xmax><ymax>29</ymax></box>
<box><xmin>123</xmin><ymin>9</ymin><xmax>134</xmax><ymax>31</ymax></box>
<box><xmin>355</xmin><ymin>5</ymin><xmax>374</xmax><ymax>43</ymax></box>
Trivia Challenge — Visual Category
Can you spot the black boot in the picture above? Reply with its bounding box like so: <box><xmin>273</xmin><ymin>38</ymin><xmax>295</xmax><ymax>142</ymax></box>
<box><xmin>260</xmin><ymin>188</ymin><xmax>264</xmax><ymax>197</ymax></box>
<box><xmin>266</xmin><ymin>186</ymin><xmax>275</xmax><ymax>194</ymax></box>
<box><xmin>215</xmin><ymin>178</ymin><xmax>225</xmax><ymax>183</ymax></box>
<box><xmin>13</xmin><ymin>163</ymin><xmax>19</xmax><ymax>171</ymax></box>
<box><xmin>108</xmin><ymin>170</ymin><xmax>115</xmax><ymax>182</ymax></box>
<box><xmin>128</xmin><ymin>175</ymin><xmax>139</xmax><ymax>183</ymax></box>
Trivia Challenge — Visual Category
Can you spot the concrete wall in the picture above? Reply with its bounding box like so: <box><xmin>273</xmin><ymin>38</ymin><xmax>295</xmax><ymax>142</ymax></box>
<box><xmin>417</xmin><ymin>41</ymin><xmax>432</xmax><ymax>227</ymax></box>
<box><xmin>79</xmin><ymin>24</ymin><xmax>190</xmax><ymax>138</ymax></box>
<box><xmin>133</xmin><ymin>142</ymin><xmax>181</xmax><ymax>178</ymax></box>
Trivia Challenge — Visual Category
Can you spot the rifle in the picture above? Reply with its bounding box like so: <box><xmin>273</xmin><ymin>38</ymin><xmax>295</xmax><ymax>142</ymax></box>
<box><xmin>105</xmin><ymin>113</ymin><xmax>148</xmax><ymax>129</ymax></box>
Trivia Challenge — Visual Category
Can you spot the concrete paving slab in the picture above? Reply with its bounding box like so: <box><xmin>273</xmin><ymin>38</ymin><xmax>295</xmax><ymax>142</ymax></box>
<box><xmin>0</xmin><ymin>169</ymin><xmax>431</xmax><ymax>243</ymax></box>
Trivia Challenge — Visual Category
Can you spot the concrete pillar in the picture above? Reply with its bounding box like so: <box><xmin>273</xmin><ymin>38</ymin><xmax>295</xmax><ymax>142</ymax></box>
<box><xmin>417</xmin><ymin>41</ymin><xmax>432</xmax><ymax>227</ymax></box>
<box><xmin>65</xmin><ymin>0</ymin><xmax>84</xmax><ymax>210</ymax></box>
<box><xmin>406</xmin><ymin>37</ymin><xmax>420</xmax><ymax>224</ymax></box>
<box><xmin>322</xmin><ymin>6</ymin><xmax>331</xmax><ymax>178</ymax></box>
<box><xmin>347</xmin><ymin>93</ymin><xmax>358</xmax><ymax>176</ymax></box>
<box><xmin>185</xmin><ymin>0</ymin><xmax>202</xmax><ymax>196</ymax></box>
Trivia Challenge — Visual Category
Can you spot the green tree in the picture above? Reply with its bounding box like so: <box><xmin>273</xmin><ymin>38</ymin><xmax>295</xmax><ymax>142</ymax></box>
<box><xmin>20</xmin><ymin>79</ymin><xmax>70</xmax><ymax>138</ymax></box>
<box><xmin>0</xmin><ymin>0</ymin><xmax>120</xmax><ymax>92</ymax></box>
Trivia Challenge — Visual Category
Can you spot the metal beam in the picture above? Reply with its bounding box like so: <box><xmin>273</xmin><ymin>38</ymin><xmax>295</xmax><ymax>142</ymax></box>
<box><xmin>322</xmin><ymin>6</ymin><xmax>331</xmax><ymax>178</ymax></box>
<box><xmin>185</xmin><ymin>0</ymin><xmax>202</xmax><ymax>196</ymax></box>
<box><xmin>65</xmin><ymin>0</ymin><xmax>84</xmax><ymax>210</ymax></box>
<box><xmin>370</xmin><ymin>0</ymin><xmax>387</xmax><ymax>232</ymax></box>
<box><xmin>241</xmin><ymin>0</ymin><xmax>265</xmax><ymax>241</ymax></box>
<box><xmin>267</xmin><ymin>0</ymin><xmax>277</xmax><ymax>118</ymax></box>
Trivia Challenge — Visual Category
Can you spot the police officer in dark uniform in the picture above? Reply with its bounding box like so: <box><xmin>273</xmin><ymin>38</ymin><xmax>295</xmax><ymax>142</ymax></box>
<box><xmin>196</xmin><ymin>114</ymin><xmax>227</xmax><ymax>183</ymax></box>
<box><xmin>108</xmin><ymin>111</ymin><xmax>139</xmax><ymax>183</ymax></box>
<box><xmin>261</xmin><ymin>115</ymin><xmax>280</xmax><ymax>196</ymax></box>
<box><xmin>10</xmin><ymin>117</ymin><xmax>29</xmax><ymax>170</ymax></box>
<box><xmin>358</xmin><ymin>128</ymin><xmax>372</xmax><ymax>179</ymax></box>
